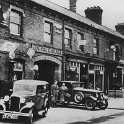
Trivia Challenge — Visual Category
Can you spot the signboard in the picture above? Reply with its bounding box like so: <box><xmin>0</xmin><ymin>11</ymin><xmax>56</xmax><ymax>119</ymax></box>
<box><xmin>0</xmin><ymin>42</ymin><xmax>19</xmax><ymax>59</ymax></box>
<box><xmin>54</xmin><ymin>23</ymin><xmax>62</xmax><ymax>34</ymax></box>
<box><xmin>32</xmin><ymin>44</ymin><xmax>63</xmax><ymax>56</ymax></box>
<box><xmin>0</xmin><ymin>42</ymin><xmax>18</xmax><ymax>52</ymax></box>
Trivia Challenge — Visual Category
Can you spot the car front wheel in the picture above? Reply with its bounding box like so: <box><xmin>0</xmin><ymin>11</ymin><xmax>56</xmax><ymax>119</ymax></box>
<box><xmin>74</xmin><ymin>92</ymin><xmax>84</xmax><ymax>104</ymax></box>
<box><xmin>98</xmin><ymin>99</ymin><xmax>108</xmax><ymax>110</ymax></box>
<box><xmin>85</xmin><ymin>99</ymin><xmax>96</xmax><ymax>110</ymax></box>
<box><xmin>25</xmin><ymin>109</ymin><xmax>33</xmax><ymax>124</ymax></box>
<box><xmin>25</xmin><ymin>117</ymin><xmax>33</xmax><ymax>124</ymax></box>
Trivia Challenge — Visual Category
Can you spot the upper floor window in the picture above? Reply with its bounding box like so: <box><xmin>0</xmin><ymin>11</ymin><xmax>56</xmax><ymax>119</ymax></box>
<box><xmin>10</xmin><ymin>10</ymin><xmax>22</xmax><ymax>36</ymax></box>
<box><xmin>77</xmin><ymin>32</ymin><xmax>85</xmax><ymax>51</ymax></box>
<box><xmin>93</xmin><ymin>38</ymin><xmax>99</xmax><ymax>55</ymax></box>
<box><xmin>44</xmin><ymin>21</ymin><xmax>53</xmax><ymax>43</ymax></box>
<box><xmin>64</xmin><ymin>28</ymin><xmax>72</xmax><ymax>48</ymax></box>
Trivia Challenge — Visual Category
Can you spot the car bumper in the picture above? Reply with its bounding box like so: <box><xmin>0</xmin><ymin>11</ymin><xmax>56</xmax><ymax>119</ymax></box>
<box><xmin>0</xmin><ymin>110</ymin><xmax>32</xmax><ymax>120</ymax></box>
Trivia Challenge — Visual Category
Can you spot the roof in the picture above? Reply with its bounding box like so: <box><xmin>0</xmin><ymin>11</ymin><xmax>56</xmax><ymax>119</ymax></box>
<box><xmin>74</xmin><ymin>87</ymin><xmax>103</xmax><ymax>93</ymax></box>
<box><xmin>31</xmin><ymin>0</ymin><xmax>124</xmax><ymax>39</ymax></box>
<box><xmin>14</xmin><ymin>80</ymin><xmax>48</xmax><ymax>85</ymax></box>
<box><xmin>60</xmin><ymin>81</ymin><xmax>86</xmax><ymax>84</ymax></box>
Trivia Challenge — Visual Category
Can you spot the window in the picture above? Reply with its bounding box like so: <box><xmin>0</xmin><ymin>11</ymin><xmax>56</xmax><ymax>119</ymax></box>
<box><xmin>44</xmin><ymin>21</ymin><xmax>53</xmax><ymax>43</ymax></box>
<box><xmin>77</xmin><ymin>33</ymin><xmax>84</xmax><ymax>42</ymax></box>
<box><xmin>77</xmin><ymin>32</ymin><xmax>85</xmax><ymax>51</ymax></box>
<box><xmin>64</xmin><ymin>28</ymin><xmax>72</xmax><ymax>48</ymax></box>
<box><xmin>93</xmin><ymin>38</ymin><xmax>99</xmax><ymax>55</ymax></box>
<box><xmin>10</xmin><ymin>10</ymin><xmax>22</xmax><ymax>35</ymax></box>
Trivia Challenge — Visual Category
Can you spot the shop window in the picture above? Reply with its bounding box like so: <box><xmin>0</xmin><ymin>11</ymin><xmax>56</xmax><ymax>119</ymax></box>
<box><xmin>89</xmin><ymin>64</ymin><xmax>94</xmax><ymax>70</ymax></box>
<box><xmin>80</xmin><ymin>63</ymin><xmax>88</xmax><ymax>82</ymax></box>
<box><xmin>88</xmin><ymin>74</ymin><xmax>94</xmax><ymax>89</ymax></box>
<box><xmin>13</xmin><ymin>62</ymin><xmax>23</xmax><ymax>81</ymax></box>
<box><xmin>64</xmin><ymin>28</ymin><xmax>72</xmax><ymax>48</ymax></box>
<box><xmin>65</xmin><ymin>61</ymin><xmax>79</xmax><ymax>81</ymax></box>
<box><xmin>93</xmin><ymin>38</ymin><xmax>99</xmax><ymax>55</ymax></box>
<box><xmin>44</xmin><ymin>21</ymin><xmax>53</xmax><ymax>43</ymax></box>
<box><xmin>0</xmin><ymin>6</ymin><xmax>4</xmax><ymax>23</ymax></box>
<box><xmin>10</xmin><ymin>9</ymin><xmax>22</xmax><ymax>36</ymax></box>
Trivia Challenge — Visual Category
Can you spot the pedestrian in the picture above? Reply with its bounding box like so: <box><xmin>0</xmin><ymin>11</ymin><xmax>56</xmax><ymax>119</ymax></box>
<box><xmin>51</xmin><ymin>80</ymin><xmax>59</xmax><ymax>107</ymax></box>
<box><xmin>59</xmin><ymin>83</ymin><xmax>68</xmax><ymax>104</ymax></box>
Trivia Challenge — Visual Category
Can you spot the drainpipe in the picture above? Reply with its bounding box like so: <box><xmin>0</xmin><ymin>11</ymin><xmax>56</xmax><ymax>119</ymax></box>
<box><xmin>62</xmin><ymin>18</ymin><xmax>65</xmax><ymax>81</ymax></box>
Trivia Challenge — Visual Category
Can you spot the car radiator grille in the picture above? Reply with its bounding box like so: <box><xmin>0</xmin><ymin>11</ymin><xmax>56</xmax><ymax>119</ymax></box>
<box><xmin>9</xmin><ymin>96</ymin><xmax>20</xmax><ymax>112</ymax></box>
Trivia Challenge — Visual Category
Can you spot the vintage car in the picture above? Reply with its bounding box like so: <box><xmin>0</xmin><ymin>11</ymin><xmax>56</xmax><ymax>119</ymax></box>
<box><xmin>57</xmin><ymin>81</ymin><xmax>108</xmax><ymax>110</ymax></box>
<box><xmin>0</xmin><ymin>80</ymin><xmax>50</xmax><ymax>124</ymax></box>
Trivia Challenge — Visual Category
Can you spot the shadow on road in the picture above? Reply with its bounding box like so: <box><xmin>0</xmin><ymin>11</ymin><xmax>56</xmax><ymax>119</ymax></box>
<box><xmin>55</xmin><ymin>104</ymin><xmax>102</xmax><ymax>111</ymax></box>
<box><xmin>67</xmin><ymin>111</ymin><xmax>124</xmax><ymax>124</ymax></box>
<box><xmin>108</xmin><ymin>107</ymin><xmax>124</xmax><ymax>110</ymax></box>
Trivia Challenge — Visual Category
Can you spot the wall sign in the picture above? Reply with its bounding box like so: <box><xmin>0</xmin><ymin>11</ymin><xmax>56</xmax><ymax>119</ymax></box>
<box><xmin>32</xmin><ymin>44</ymin><xmax>63</xmax><ymax>56</ymax></box>
<box><xmin>54</xmin><ymin>23</ymin><xmax>62</xmax><ymax>34</ymax></box>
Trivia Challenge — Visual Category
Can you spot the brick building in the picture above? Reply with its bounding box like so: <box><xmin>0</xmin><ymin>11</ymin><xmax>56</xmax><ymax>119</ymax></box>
<box><xmin>0</xmin><ymin>0</ymin><xmax>124</xmax><ymax>96</ymax></box>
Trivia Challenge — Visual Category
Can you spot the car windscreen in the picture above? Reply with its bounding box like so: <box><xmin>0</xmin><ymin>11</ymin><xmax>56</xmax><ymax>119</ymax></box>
<box><xmin>72</xmin><ymin>83</ymin><xmax>84</xmax><ymax>88</ymax></box>
<box><xmin>13</xmin><ymin>84</ymin><xmax>36</xmax><ymax>96</ymax></box>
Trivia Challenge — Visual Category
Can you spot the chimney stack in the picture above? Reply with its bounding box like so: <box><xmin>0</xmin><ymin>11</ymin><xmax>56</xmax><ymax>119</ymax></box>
<box><xmin>115</xmin><ymin>23</ymin><xmax>124</xmax><ymax>35</ymax></box>
<box><xmin>85</xmin><ymin>6</ymin><xmax>103</xmax><ymax>25</ymax></box>
<box><xmin>70</xmin><ymin>0</ymin><xmax>77</xmax><ymax>12</ymax></box>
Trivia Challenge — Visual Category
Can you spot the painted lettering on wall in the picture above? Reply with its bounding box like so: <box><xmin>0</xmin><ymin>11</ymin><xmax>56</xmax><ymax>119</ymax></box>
<box><xmin>32</xmin><ymin>44</ymin><xmax>63</xmax><ymax>56</ymax></box>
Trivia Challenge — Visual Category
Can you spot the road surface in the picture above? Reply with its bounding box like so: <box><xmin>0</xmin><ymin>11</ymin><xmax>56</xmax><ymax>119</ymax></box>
<box><xmin>0</xmin><ymin>98</ymin><xmax>124</xmax><ymax>124</ymax></box>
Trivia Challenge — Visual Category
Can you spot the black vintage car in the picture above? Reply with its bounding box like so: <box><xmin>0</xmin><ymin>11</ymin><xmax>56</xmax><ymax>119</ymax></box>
<box><xmin>0</xmin><ymin>80</ymin><xmax>50</xmax><ymax>124</ymax></box>
<box><xmin>57</xmin><ymin>81</ymin><xmax>108</xmax><ymax>110</ymax></box>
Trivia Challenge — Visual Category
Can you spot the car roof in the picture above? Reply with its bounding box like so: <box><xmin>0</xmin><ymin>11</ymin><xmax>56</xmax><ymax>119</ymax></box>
<box><xmin>74</xmin><ymin>87</ymin><xmax>103</xmax><ymax>93</ymax></box>
<box><xmin>59</xmin><ymin>81</ymin><xmax>86</xmax><ymax>84</ymax></box>
<box><xmin>14</xmin><ymin>80</ymin><xmax>49</xmax><ymax>86</ymax></box>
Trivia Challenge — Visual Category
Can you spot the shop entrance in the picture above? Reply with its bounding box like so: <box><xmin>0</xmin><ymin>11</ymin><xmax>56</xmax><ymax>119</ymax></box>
<box><xmin>36</xmin><ymin>60</ymin><xmax>59</xmax><ymax>84</ymax></box>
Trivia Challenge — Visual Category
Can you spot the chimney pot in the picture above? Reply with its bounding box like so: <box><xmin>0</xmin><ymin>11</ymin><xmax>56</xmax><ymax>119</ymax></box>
<box><xmin>85</xmin><ymin>6</ymin><xmax>103</xmax><ymax>25</ymax></box>
<box><xmin>70</xmin><ymin>0</ymin><xmax>77</xmax><ymax>12</ymax></box>
<box><xmin>115</xmin><ymin>23</ymin><xmax>124</xmax><ymax>35</ymax></box>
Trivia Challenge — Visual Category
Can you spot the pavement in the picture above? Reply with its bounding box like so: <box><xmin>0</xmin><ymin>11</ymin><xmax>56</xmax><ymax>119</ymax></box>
<box><xmin>108</xmin><ymin>97</ymin><xmax>124</xmax><ymax>109</ymax></box>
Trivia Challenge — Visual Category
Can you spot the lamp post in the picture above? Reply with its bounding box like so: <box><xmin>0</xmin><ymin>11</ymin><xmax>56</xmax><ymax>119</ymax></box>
<box><xmin>8</xmin><ymin>50</ymin><xmax>16</xmax><ymax>89</ymax></box>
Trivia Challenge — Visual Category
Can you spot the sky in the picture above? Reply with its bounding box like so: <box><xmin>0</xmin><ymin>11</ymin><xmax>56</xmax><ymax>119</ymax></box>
<box><xmin>49</xmin><ymin>0</ymin><xmax>124</xmax><ymax>30</ymax></box>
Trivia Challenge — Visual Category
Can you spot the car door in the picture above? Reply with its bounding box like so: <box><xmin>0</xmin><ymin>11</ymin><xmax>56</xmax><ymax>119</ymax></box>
<box><xmin>35</xmin><ymin>85</ymin><xmax>45</xmax><ymax>110</ymax></box>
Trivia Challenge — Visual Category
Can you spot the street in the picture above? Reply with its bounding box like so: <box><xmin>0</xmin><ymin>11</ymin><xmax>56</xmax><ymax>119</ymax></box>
<box><xmin>0</xmin><ymin>98</ymin><xmax>124</xmax><ymax>124</ymax></box>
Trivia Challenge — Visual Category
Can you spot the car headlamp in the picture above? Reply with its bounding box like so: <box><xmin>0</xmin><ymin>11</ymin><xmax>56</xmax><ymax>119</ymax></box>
<box><xmin>4</xmin><ymin>95</ymin><xmax>9</xmax><ymax>102</ymax></box>
<box><xmin>103</xmin><ymin>94</ymin><xmax>108</xmax><ymax>99</ymax></box>
<box><xmin>20</xmin><ymin>98</ymin><xmax>26</xmax><ymax>103</ymax></box>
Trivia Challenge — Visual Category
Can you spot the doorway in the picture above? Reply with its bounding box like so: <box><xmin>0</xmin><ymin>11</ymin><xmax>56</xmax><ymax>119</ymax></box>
<box><xmin>36</xmin><ymin>60</ymin><xmax>59</xmax><ymax>84</ymax></box>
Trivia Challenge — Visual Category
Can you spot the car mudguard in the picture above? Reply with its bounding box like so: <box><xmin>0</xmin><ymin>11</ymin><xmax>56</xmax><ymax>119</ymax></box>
<box><xmin>20</xmin><ymin>102</ymin><xmax>34</xmax><ymax>112</ymax></box>
<box><xmin>0</xmin><ymin>100</ymin><xmax>6</xmax><ymax>111</ymax></box>
<box><xmin>88</xmin><ymin>96</ymin><xmax>97</xmax><ymax>101</ymax></box>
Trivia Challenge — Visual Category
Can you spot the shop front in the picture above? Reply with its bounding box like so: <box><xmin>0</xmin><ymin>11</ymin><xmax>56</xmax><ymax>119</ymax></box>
<box><xmin>64</xmin><ymin>54</ymin><xmax>105</xmax><ymax>91</ymax></box>
<box><xmin>107</xmin><ymin>61</ymin><xmax>124</xmax><ymax>97</ymax></box>
<box><xmin>65</xmin><ymin>58</ymin><xmax>88</xmax><ymax>82</ymax></box>
<box><xmin>88</xmin><ymin>63</ymin><xmax>104</xmax><ymax>90</ymax></box>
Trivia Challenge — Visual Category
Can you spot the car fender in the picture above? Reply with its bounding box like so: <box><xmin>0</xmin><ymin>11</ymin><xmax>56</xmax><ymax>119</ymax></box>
<box><xmin>0</xmin><ymin>99</ymin><xmax>6</xmax><ymax>111</ymax></box>
<box><xmin>43</xmin><ymin>97</ymin><xmax>49</xmax><ymax>108</ymax></box>
<box><xmin>20</xmin><ymin>102</ymin><xmax>34</xmax><ymax>112</ymax></box>
<box><xmin>88</xmin><ymin>96</ymin><xmax>97</xmax><ymax>101</ymax></box>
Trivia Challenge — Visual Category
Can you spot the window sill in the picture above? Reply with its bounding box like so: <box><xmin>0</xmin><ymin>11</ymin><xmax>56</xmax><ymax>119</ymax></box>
<box><xmin>0</xmin><ymin>22</ymin><xmax>8</xmax><ymax>28</ymax></box>
<box><xmin>41</xmin><ymin>42</ymin><xmax>53</xmax><ymax>47</ymax></box>
<box><xmin>10</xmin><ymin>34</ymin><xmax>24</xmax><ymax>42</ymax></box>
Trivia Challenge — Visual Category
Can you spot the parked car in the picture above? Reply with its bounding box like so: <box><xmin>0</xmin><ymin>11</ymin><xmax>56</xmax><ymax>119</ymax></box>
<box><xmin>57</xmin><ymin>81</ymin><xmax>108</xmax><ymax>110</ymax></box>
<box><xmin>0</xmin><ymin>80</ymin><xmax>50</xmax><ymax>124</ymax></box>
